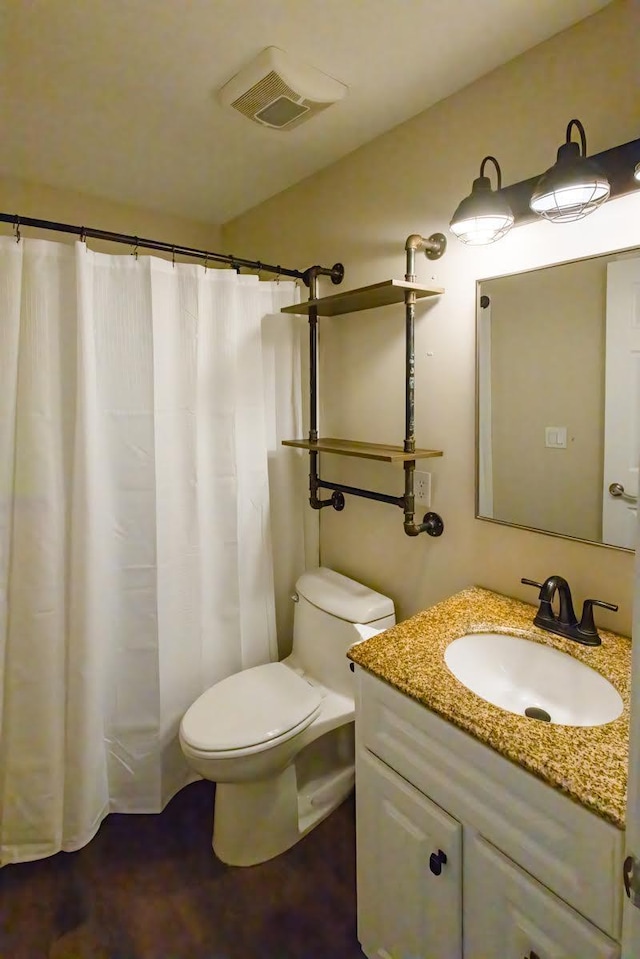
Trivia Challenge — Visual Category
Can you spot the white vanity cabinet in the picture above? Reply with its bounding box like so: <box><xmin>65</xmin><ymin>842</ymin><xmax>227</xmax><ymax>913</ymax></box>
<box><xmin>354</xmin><ymin>667</ymin><xmax>625</xmax><ymax>959</ymax></box>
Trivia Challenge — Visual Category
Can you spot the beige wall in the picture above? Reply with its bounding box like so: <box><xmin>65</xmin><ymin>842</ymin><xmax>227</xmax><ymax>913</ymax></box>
<box><xmin>0</xmin><ymin>175</ymin><xmax>222</xmax><ymax>255</ymax></box>
<box><xmin>224</xmin><ymin>0</ymin><xmax>640</xmax><ymax>636</ymax></box>
<box><xmin>485</xmin><ymin>259</ymin><xmax>605</xmax><ymax>542</ymax></box>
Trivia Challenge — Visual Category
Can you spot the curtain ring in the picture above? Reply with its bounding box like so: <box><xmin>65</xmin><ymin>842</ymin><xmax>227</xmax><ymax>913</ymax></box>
<box><xmin>132</xmin><ymin>237</ymin><xmax>139</xmax><ymax>260</ymax></box>
<box><xmin>14</xmin><ymin>216</ymin><xmax>21</xmax><ymax>244</ymax></box>
<box><xmin>204</xmin><ymin>253</ymin><xmax>209</xmax><ymax>273</ymax></box>
<box><xmin>172</xmin><ymin>246</ymin><xmax>176</xmax><ymax>268</ymax></box>
<box><xmin>275</xmin><ymin>265</ymin><xmax>281</xmax><ymax>285</ymax></box>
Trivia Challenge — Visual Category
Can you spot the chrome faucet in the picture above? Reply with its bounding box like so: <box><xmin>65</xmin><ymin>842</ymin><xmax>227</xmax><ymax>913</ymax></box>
<box><xmin>521</xmin><ymin>576</ymin><xmax>618</xmax><ymax>646</ymax></box>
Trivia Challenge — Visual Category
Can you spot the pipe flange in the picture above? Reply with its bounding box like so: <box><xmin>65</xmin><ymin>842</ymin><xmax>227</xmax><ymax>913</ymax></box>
<box><xmin>422</xmin><ymin>511</ymin><xmax>444</xmax><ymax>536</ymax></box>
<box><xmin>331</xmin><ymin>491</ymin><xmax>346</xmax><ymax>511</ymax></box>
<box><xmin>424</xmin><ymin>233</ymin><xmax>447</xmax><ymax>260</ymax></box>
<box><xmin>302</xmin><ymin>262</ymin><xmax>345</xmax><ymax>287</ymax></box>
<box><xmin>330</xmin><ymin>262</ymin><xmax>345</xmax><ymax>285</ymax></box>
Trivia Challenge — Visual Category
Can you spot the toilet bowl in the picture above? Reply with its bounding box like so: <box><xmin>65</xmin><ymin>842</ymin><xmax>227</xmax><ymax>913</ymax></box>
<box><xmin>179</xmin><ymin>567</ymin><xmax>395</xmax><ymax>866</ymax></box>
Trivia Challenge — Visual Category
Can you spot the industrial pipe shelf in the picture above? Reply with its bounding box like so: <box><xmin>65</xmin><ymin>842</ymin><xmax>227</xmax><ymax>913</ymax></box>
<box><xmin>282</xmin><ymin>438</ymin><xmax>443</xmax><ymax>462</ymax></box>
<box><xmin>281</xmin><ymin>278</ymin><xmax>443</xmax><ymax>316</ymax></box>
<box><xmin>281</xmin><ymin>233</ymin><xmax>447</xmax><ymax>537</ymax></box>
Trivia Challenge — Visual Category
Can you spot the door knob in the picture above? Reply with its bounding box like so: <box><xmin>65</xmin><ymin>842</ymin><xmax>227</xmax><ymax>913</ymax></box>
<box><xmin>609</xmin><ymin>482</ymin><xmax>638</xmax><ymax>502</ymax></box>
<box><xmin>429</xmin><ymin>849</ymin><xmax>447</xmax><ymax>875</ymax></box>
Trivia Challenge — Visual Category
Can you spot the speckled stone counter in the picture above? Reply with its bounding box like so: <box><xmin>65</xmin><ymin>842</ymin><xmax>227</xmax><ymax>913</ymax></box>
<box><xmin>347</xmin><ymin>586</ymin><xmax>631</xmax><ymax>828</ymax></box>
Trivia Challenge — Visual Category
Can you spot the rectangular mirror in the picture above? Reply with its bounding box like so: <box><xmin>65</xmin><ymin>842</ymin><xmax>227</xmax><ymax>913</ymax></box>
<box><xmin>476</xmin><ymin>248</ymin><xmax>639</xmax><ymax>551</ymax></box>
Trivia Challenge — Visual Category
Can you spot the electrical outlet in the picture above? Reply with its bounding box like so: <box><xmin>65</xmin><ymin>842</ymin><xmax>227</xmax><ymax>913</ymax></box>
<box><xmin>414</xmin><ymin>471</ymin><xmax>432</xmax><ymax>505</ymax></box>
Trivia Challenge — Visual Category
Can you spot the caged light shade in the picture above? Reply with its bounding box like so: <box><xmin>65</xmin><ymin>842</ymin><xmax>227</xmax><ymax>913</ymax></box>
<box><xmin>530</xmin><ymin>119</ymin><xmax>610</xmax><ymax>223</ymax></box>
<box><xmin>449</xmin><ymin>156</ymin><xmax>514</xmax><ymax>245</ymax></box>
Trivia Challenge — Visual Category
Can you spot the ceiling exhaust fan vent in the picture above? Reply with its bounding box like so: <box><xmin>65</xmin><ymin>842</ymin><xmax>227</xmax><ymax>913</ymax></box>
<box><xmin>218</xmin><ymin>47</ymin><xmax>347</xmax><ymax>131</ymax></box>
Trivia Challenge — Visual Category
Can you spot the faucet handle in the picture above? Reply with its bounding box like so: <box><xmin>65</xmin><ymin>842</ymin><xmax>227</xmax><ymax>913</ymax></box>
<box><xmin>521</xmin><ymin>578</ymin><xmax>543</xmax><ymax>592</ymax></box>
<box><xmin>578</xmin><ymin>598</ymin><xmax>619</xmax><ymax>641</ymax></box>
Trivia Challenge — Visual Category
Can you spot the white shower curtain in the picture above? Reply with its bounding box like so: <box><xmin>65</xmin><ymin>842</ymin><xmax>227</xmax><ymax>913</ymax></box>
<box><xmin>0</xmin><ymin>236</ymin><xmax>308</xmax><ymax>865</ymax></box>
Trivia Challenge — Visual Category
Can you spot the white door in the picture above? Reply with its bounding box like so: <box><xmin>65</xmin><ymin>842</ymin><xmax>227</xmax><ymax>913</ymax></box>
<box><xmin>622</xmin><ymin>512</ymin><xmax>640</xmax><ymax>957</ymax></box>
<box><xmin>602</xmin><ymin>257</ymin><xmax>640</xmax><ymax>548</ymax></box>
<box><xmin>356</xmin><ymin>749</ymin><xmax>462</xmax><ymax>959</ymax></box>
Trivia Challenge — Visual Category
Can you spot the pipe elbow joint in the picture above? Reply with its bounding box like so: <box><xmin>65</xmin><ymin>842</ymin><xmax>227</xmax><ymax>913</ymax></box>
<box><xmin>405</xmin><ymin>233</ymin><xmax>426</xmax><ymax>252</ymax></box>
<box><xmin>403</xmin><ymin>522</ymin><xmax>422</xmax><ymax>537</ymax></box>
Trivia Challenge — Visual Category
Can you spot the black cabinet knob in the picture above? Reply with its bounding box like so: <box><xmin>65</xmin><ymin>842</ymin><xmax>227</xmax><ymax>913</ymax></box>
<box><xmin>429</xmin><ymin>849</ymin><xmax>447</xmax><ymax>876</ymax></box>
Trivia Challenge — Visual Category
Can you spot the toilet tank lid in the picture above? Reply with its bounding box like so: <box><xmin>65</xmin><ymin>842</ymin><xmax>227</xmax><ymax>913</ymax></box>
<box><xmin>296</xmin><ymin>567</ymin><xmax>394</xmax><ymax>624</ymax></box>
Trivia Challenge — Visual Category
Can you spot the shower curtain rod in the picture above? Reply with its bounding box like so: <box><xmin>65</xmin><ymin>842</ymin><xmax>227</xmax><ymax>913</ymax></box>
<box><xmin>0</xmin><ymin>212</ymin><xmax>344</xmax><ymax>287</ymax></box>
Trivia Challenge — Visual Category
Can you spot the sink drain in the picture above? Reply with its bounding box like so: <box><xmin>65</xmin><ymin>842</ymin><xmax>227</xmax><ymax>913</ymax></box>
<box><xmin>525</xmin><ymin>706</ymin><xmax>551</xmax><ymax>723</ymax></box>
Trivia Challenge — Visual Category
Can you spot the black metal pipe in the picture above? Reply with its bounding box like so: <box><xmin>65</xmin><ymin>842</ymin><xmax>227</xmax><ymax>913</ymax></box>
<box><xmin>1</xmin><ymin>211</ymin><xmax>310</xmax><ymax>280</ymax></box>
<box><xmin>316</xmin><ymin>478</ymin><xmax>405</xmax><ymax>508</ymax></box>
<box><xmin>309</xmin><ymin>459</ymin><xmax>335</xmax><ymax>509</ymax></box>
<box><xmin>309</xmin><ymin>316</ymin><xmax>319</xmax><ymax>441</ymax></box>
<box><xmin>306</xmin><ymin>268</ymin><xmax>335</xmax><ymax>509</ymax></box>
<box><xmin>404</xmin><ymin>295</ymin><xmax>416</xmax><ymax>454</ymax></box>
<box><xmin>403</xmin><ymin>462</ymin><xmax>416</xmax><ymax>525</ymax></box>
<box><xmin>402</xmin><ymin>240</ymin><xmax>420</xmax><ymax>530</ymax></box>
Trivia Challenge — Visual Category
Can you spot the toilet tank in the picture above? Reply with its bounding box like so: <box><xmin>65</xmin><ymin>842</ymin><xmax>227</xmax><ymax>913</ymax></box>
<box><xmin>292</xmin><ymin>567</ymin><xmax>395</xmax><ymax>698</ymax></box>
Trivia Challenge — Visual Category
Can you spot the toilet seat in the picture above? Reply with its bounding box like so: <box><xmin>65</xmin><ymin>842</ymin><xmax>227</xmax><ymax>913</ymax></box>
<box><xmin>180</xmin><ymin>662</ymin><xmax>323</xmax><ymax>755</ymax></box>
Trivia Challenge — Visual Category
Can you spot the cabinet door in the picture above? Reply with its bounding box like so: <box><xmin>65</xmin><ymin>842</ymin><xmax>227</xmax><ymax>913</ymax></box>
<box><xmin>464</xmin><ymin>833</ymin><xmax>620</xmax><ymax>959</ymax></box>
<box><xmin>356</xmin><ymin>749</ymin><xmax>462</xmax><ymax>959</ymax></box>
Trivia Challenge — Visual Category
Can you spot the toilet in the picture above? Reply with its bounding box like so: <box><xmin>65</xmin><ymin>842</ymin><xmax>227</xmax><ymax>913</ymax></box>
<box><xmin>179</xmin><ymin>567</ymin><xmax>395</xmax><ymax>866</ymax></box>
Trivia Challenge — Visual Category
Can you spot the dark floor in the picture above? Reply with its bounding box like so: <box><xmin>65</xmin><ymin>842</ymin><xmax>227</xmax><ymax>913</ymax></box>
<box><xmin>0</xmin><ymin>782</ymin><xmax>363</xmax><ymax>959</ymax></box>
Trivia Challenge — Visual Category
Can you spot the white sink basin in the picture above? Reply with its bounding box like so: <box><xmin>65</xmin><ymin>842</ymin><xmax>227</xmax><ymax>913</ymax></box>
<box><xmin>444</xmin><ymin>632</ymin><xmax>623</xmax><ymax>727</ymax></box>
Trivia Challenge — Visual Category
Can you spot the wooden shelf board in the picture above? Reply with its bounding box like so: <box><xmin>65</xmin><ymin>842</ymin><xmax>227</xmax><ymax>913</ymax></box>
<box><xmin>282</xmin><ymin>437</ymin><xmax>443</xmax><ymax>462</ymax></box>
<box><xmin>281</xmin><ymin>279</ymin><xmax>444</xmax><ymax>316</ymax></box>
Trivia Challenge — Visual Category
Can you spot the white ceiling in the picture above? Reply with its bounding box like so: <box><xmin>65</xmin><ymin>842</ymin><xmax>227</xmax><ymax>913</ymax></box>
<box><xmin>0</xmin><ymin>0</ymin><xmax>612</xmax><ymax>225</ymax></box>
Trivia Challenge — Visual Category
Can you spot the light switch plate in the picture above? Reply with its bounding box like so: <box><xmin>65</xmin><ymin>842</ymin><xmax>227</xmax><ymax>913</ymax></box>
<box><xmin>545</xmin><ymin>426</ymin><xmax>567</xmax><ymax>449</ymax></box>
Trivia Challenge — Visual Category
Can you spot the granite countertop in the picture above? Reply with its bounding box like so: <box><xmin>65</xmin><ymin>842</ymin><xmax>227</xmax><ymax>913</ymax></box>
<box><xmin>347</xmin><ymin>586</ymin><xmax>631</xmax><ymax>828</ymax></box>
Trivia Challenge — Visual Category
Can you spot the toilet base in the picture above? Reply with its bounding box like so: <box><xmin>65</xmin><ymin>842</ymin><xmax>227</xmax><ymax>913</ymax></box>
<box><xmin>212</xmin><ymin>759</ymin><xmax>355</xmax><ymax>867</ymax></box>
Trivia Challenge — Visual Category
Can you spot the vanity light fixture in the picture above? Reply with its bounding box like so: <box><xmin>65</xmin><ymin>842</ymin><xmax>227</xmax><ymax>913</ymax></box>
<box><xmin>449</xmin><ymin>156</ymin><xmax>514</xmax><ymax>245</ymax></box>
<box><xmin>529</xmin><ymin>119</ymin><xmax>610</xmax><ymax>222</ymax></box>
